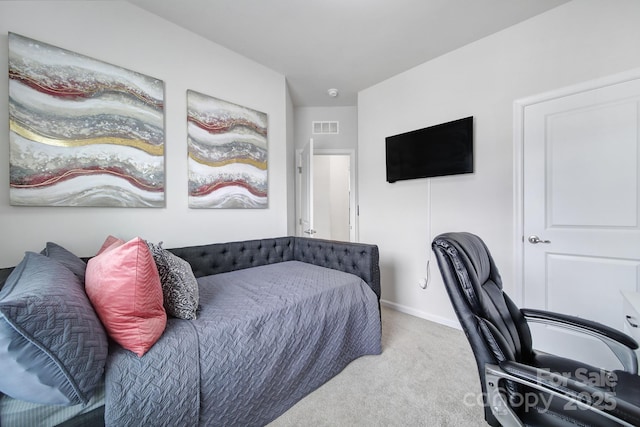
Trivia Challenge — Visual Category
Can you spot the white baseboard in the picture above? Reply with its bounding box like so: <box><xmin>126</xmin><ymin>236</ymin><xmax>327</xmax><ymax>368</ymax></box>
<box><xmin>380</xmin><ymin>299</ymin><xmax>462</xmax><ymax>331</ymax></box>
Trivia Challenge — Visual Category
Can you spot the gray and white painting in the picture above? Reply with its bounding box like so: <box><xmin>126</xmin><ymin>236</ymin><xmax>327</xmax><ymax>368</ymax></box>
<box><xmin>8</xmin><ymin>33</ymin><xmax>165</xmax><ymax>207</ymax></box>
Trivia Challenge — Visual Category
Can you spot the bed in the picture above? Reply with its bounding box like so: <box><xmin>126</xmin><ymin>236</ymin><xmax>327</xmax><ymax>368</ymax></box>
<box><xmin>0</xmin><ymin>236</ymin><xmax>382</xmax><ymax>426</ymax></box>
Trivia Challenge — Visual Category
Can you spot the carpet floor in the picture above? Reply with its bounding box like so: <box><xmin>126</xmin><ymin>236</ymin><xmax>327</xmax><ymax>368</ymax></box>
<box><xmin>268</xmin><ymin>306</ymin><xmax>486</xmax><ymax>426</ymax></box>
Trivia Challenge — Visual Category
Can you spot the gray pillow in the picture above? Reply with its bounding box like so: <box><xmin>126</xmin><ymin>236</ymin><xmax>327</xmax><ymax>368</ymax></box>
<box><xmin>146</xmin><ymin>241</ymin><xmax>199</xmax><ymax>320</ymax></box>
<box><xmin>40</xmin><ymin>241</ymin><xmax>87</xmax><ymax>283</ymax></box>
<box><xmin>0</xmin><ymin>252</ymin><xmax>108</xmax><ymax>405</ymax></box>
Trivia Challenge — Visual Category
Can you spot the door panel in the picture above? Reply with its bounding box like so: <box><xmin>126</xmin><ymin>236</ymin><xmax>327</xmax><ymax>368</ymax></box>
<box><xmin>523</xmin><ymin>77</ymin><xmax>640</xmax><ymax>369</ymax></box>
<box><xmin>547</xmin><ymin>101</ymin><xmax>638</xmax><ymax>227</ymax></box>
<box><xmin>546</xmin><ymin>255</ymin><xmax>639</xmax><ymax>326</ymax></box>
<box><xmin>300</xmin><ymin>138</ymin><xmax>315</xmax><ymax>237</ymax></box>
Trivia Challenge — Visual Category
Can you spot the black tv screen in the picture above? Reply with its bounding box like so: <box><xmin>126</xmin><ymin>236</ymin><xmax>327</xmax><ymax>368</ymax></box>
<box><xmin>385</xmin><ymin>116</ymin><xmax>473</xmax><ymax>183</ymax></box>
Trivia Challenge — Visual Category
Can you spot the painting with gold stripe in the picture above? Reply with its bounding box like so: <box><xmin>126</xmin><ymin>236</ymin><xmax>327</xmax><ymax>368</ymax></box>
<box><xmin>187</xmin><ymin>90</ymin><xmax>268</xmax><ymax>208</ymax></box>
<box><xmin>8</xmin><ymin>33</ymin><xmax>165</xmax><ymax>207</ymax></box>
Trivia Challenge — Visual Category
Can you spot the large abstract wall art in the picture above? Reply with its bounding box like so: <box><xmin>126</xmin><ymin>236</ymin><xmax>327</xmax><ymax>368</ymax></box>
<box><xmin>8</xmin><ymin>33</ymin><xmax>165</xmax><ymax>207</ymax></box>
<box><xmin>187</xmin><ymin>90</ymin><xmax>268</xmax><ymax>209</ymax></box>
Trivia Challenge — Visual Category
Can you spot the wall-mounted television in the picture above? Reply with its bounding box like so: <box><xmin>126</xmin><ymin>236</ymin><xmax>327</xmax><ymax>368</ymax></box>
<box><xmin>385</xmin><ymin>116</ymin><xmax>473</xmax><ymax>183</ymax></box>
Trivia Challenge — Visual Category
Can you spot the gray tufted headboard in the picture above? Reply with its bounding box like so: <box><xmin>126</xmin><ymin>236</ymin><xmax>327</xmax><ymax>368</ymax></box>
<box><xmin>169</xmin><ymin>236</ymin><xmax>381</xmax><ymax>299</ymax></box>
<box><xmin>0</xmin><ymin>237</ymin><xmax>381</xmax><ymax>300</ymax></box>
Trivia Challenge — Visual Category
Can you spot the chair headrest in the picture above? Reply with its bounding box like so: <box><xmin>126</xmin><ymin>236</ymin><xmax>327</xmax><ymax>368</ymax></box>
<box><xmin>433</xmin><ymin>232</ymin><xmax>499</xmax><ymax>291</ymax></box>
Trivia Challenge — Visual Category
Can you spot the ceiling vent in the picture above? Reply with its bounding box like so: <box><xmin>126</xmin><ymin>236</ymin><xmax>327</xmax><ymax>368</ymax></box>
<box><xmin>312</xmin><ymin>121</ymin><xmax>339</xmax><ymax>134</ymax></box>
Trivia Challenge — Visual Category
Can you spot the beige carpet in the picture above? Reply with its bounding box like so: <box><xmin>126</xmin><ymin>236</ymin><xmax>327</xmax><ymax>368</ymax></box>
<box><xmin>268</xmin><ymin>306</ymin><xmax>485</xmax><ymax>426</ymax></box>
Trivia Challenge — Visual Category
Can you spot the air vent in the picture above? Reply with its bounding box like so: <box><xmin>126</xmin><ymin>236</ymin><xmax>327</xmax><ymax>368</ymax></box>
<box><xmin>312</xmin><ymin>121</ymin><xmax>339</xmax><ymax>134</ymax></box>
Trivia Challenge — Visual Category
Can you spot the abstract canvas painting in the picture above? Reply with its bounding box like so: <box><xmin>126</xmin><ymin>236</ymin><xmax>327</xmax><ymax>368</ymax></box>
<box><xmin>8</xmin><ymin>33</ymin><xmax>165</xmax><ymax>207</ymax></box>
<box><xmin>187</xmin><ymin>90</ymin><xmax>268</xmax><ymax>208</ymax></box>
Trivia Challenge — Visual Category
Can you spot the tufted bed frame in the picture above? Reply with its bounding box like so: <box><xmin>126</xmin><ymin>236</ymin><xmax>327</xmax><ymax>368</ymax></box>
<box><xmin>168</xmin><ymin>236</ymin><xmax>381</xmax><ymax>298</ymax></box>
<box><xmin>0</xmin><ymin>236</ymin><xmax>381</xmax><ymax>299</ymax></box>
<box><xmin>0</xmin><ymin>236</ymin><xmax>381</xmax><ymax>426</ymax></box>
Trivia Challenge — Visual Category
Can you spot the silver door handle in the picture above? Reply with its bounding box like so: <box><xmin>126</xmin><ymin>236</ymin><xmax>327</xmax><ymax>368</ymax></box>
<box><xmin>528</xmin><ymin>235</ymin><xmax>551</xmax><ymax>244</ymax></box>
<box><xmin>304</xmin><ymin>229</ymin><xmax>317</xmax><ymax>235</ymax></box>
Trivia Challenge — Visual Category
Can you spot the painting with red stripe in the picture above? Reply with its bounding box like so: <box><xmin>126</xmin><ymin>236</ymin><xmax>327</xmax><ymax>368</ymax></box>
<box><xmin>8</xmin><ymin>33</ymin><xmax>165</xmax><ymax>207</ymax></box>
<box><xmin>187</xmin><ymin>90</ymin><xmax>267</xmax><ymax>209</ymax></box>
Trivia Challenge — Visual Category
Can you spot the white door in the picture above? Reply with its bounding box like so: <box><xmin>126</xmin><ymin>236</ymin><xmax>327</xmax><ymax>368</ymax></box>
<box><xmin>521</xmin><ymin>75</ymin><xmax>640</xmax><ymax>369</ymax></box>
<box><xmin>299</xmin><ymin>138</ymin><xmax>316</xmax><ymax>237</ymax></box>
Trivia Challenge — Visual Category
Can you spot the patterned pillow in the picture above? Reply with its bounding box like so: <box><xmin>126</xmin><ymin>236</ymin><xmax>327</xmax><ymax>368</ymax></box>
<box><xmin>0</xmin><ymin>252</ymin><xmax>108</xmax><ymax>405</ymax></box>
<box><xmin>40</xmin><ymin>242</ymin><xmax>87</xmax><ymax>282</ymax></box>
<box><xmin>146</xmin><ymin>241</ymin><xmax>199</xmax><ymax>320</ymax></box>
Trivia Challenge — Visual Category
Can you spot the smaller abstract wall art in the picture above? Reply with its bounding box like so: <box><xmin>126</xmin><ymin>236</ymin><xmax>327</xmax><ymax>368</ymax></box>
<box><xmin>187</xmin><ymin>90</ymin><xmax>268</xmax><ymax>209</ymax></box>
<box><xmin>8</xmin><ymin>33</ymin><xmax>165</xmax><ymax>207</ymax></box>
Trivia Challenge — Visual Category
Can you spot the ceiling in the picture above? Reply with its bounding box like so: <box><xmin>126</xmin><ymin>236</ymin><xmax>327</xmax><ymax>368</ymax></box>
<box><xmin>127</xmin><ymin>0</ymin><xmax>570</xmax><ymax>107</ymax></box>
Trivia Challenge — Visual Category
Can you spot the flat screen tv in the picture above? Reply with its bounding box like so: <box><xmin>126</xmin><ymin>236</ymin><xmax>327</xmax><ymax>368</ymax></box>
<box><xmin>385</xmin><ymin>116</ymin><xmax>473</xmax><ymax>183</ymax></box>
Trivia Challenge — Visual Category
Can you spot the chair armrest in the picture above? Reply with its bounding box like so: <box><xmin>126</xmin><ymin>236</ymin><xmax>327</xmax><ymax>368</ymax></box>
<box><xmin>522</xmin><ymin>308</ymin><xmax>638</xmax><ymax>349</ymax></box>
<box><xmin>522</xmin><ymin>308</ymin><xmax>638</xmax><ymax>374</ymax></box>
<box><xmin>485</xmin><ymin>362</ymin><xmax>640</xmax><ymax>427</ymax></box>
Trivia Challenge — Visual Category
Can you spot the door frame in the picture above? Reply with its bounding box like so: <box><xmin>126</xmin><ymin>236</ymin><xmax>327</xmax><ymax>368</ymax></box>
<box><xmin>513</xmin><ymin>67</ymin><xmax>640</xmax><ymax>307</ymax></box>
<box><xmin>295</xmin><ymin>148</ymin><xmax>357</xmax><ymax>242</ymax></box>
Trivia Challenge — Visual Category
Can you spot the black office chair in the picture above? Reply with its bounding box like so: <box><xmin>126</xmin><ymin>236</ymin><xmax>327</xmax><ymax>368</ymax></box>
<box><xmin>432</xmin><ymin>232</ymin><xmax>640</xmax><ymax>427</ymax></box>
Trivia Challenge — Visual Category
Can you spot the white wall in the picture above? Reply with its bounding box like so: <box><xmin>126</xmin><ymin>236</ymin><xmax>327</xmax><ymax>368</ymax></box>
<box><xmin>313</xmin><ymin>155</ymin><xmax>350</xmax><ymax>241</ymax></box>
<box><xmin>294</xmin><ymin>106</ymin><xmax>357</xmax><ymax>151</ymax></box>
<box><xmin>313</xmin><ymin>156</ymin><xmax>333</xmax><ymax>239</ymax></box>
<box><xmin>358</xmin><ymin>0</ymin><xmax>640</xmax><ymax>327</ymax></box>
<box><xmin>328</xmin><ymin>155</ymin><xmax>350</xmax><ymax>241</ymax></box>
<box><xmin>0</xmin><ymin>1</ymin><xmax>289</xmax><ymax>267</ymax></box>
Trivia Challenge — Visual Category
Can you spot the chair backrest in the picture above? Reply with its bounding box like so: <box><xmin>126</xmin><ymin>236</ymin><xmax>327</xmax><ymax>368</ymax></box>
<box><xmin>432</xmin><ymin>232</ymin><xmax>533</xmax><ymax>425</ymax></box>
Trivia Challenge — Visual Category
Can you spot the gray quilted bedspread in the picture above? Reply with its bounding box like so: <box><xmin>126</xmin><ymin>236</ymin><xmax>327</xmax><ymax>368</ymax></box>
<box><xmin>104</xmin><ymin>261</ymin><xmax>382</xmax><ymax>426</ymax></box>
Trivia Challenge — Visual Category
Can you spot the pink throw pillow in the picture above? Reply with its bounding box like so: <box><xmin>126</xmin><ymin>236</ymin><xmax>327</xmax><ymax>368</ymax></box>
<box><xmin>86</xmin><ymin>237</ymin><xmax>166</xmax><ymax>357</ymax></box>
<box><xmin>96</xmin><ymin>235</ymin><xmax>125</xmax><ymax>255</ymax></box>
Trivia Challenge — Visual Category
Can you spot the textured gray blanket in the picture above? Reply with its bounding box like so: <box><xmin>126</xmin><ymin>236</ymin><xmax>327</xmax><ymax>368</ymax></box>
<box><xmin>105</xmin><ymin>261</ymin><xmax>381</xmax><ymax>426</ymax></box>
